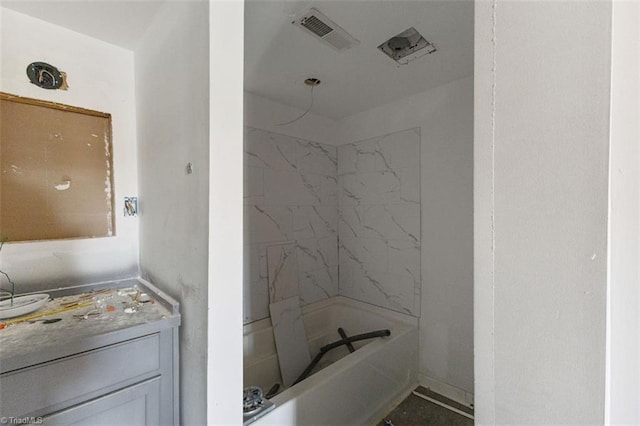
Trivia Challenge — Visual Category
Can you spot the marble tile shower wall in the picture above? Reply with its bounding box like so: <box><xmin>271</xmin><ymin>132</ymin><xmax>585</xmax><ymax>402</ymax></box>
<box><xmin>338</xmin><ymin>128</ymin><xmax>421</xmax><ymax>316</ymax></box>
<box><xmin>243</xmin><ymin>126</ymin><xmax>421</xmax><ymax>323</ymax></box>
<box><xmin>244</xmin><ymin>127</ymin><xmax>339</xmax><ymax>323</ymax></box>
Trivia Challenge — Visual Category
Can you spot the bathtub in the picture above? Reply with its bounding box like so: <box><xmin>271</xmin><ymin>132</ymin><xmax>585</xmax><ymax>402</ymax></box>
<box><xmin>243</xmin><ymin>296</ymin><xmax>419</xmax><ymax>425</ymax></box>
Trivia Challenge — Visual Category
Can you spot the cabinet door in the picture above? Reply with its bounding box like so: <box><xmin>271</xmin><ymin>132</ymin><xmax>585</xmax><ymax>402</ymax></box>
<box><xmin>42</xmin><ymin>378</ymin><xmax>160</xmax><ymax>426</ymax></box>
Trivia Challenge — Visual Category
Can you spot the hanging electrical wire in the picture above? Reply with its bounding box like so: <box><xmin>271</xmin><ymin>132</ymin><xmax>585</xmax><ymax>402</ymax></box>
<box><xmin>276</xmin><ymin>78</ymin><xmax>321</xmax><ymax>126</ymax></box>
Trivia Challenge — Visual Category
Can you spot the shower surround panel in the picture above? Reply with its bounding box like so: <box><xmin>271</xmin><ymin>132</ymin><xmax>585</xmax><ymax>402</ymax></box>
<box><xmin>338</xmin><ymin>128</ymin><xmax>421</xmax><ymax>316</ymax></box>
<box><xmin>244</xmin><ymin>127</ymin><xmax>421</xmax><ymax>323</ymax></box>
<box><xmin>244</xmin><ymin>127</ymin><xmax>339</xmax><ymax>323</ymax></box>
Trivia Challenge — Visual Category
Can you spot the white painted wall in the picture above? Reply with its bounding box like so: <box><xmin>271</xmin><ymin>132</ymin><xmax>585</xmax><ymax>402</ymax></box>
<box><xmin>475</xmin><ymin>1</ymin><xmax>612</xmax><ymax>423</ymax></box>
<box><xmin>606</xmin><ymin>1</ymin><xmax>640</xmax><ymax>423</ymax></box>
<box><xmin>473</xmin><ymin>2</ymin><xmax>496</xmax><ymax>421</ymax></box>
<box><xmin>338</xmin><ymin>76</ymin><xmax>474</xmax><ymax>403</ymax></box>
<box><xmin>0</xmin><ymin>7</ymin><xmax>139</xmax><ymax>292</ymax></box>
<box><xmin>209</xmin><ymin>2</ymin><xmax>244</xmax><ymax>423</ymax></box>
<box><xmin>134</xmin><ymin>2</ymin><xmax>209</xmax><ymax>424</ymax></box>
<box><xmin>244</xmin><ymin>92</ymin><xmax>339</xmax><ymax>145</ymax></box>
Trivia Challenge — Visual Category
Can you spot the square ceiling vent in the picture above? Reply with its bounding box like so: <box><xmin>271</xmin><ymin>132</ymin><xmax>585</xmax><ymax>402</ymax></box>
<box><xmin>378</xmin><ymin>27</ymin><xmax>437</xmax><ymax>65</ymax></box>
<box><xmin>293</xmin><ymin>8</ymin><xmax>359</xmax><ymax>51</ymax></box>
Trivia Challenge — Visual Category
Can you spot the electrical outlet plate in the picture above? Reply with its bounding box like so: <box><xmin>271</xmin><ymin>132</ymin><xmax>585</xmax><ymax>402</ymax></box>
<box><xmin>124</xmin><ymin>197</ymin><xmax>138</xmax><ymax>217</ymax></box>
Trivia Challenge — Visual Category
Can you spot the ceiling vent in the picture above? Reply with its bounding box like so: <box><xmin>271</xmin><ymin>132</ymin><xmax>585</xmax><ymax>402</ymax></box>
<box><xmin>293</xmin><ymin>8</ymin><xmax>359</xmax><ymax>51</ymax></box>
<box><xmin>378</xmin><ymin>27</ymin><xmax>437</xmax><ymax>65</ymax></box>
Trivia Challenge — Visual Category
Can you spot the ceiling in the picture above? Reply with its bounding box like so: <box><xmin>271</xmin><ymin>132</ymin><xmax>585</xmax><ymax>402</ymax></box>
<box><xmin>1</xmin><ymin>0</ymin><xmax>474</xmax><ymax>120</ymax></box>
<box><xmin>244</xmin><ymin>0</ymin><xmax>474</xmax><ymax>119</ymax></box>
<box><xmin>0</xmin><ymin>0</ymin><xmax>165</xmax><ymax>50</ymax></box>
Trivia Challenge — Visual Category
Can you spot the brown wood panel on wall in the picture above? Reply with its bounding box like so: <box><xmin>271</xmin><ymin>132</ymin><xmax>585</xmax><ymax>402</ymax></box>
<box><xmin>0</xmin><ymin>93</ymin><xmax>114</xmax><ymax>242</ymax></box>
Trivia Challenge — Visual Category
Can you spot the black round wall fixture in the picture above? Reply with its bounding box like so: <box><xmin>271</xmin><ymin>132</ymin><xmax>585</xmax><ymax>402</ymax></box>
<box><xmin>26</xmin><ymin>62</ymin><xmax>64</xmax><ymax>90</ymax></box>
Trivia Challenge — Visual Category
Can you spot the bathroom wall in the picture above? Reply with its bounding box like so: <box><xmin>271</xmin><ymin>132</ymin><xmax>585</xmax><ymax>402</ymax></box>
<box><xmin>134</xmin><ymin>2</ymin><xmax>209</xmax><ymax>424</ymax></box>
<box><xmin>244</xmin><ymin>77</ymin><xmax>473</xmax><ymax>403</ymax></box>
<box><xmin>243</xmin><ymin>97</ymin><xmax>424</xmax><ymax>325</ymax></box>
<box><xmin>475</xmin><ymin>1</ymin><xmax>611</xmax><ymax>423</ymax></box>
<box><xmin>608</xmin><ymin>2</ymin><xmax>640</xmax><ymax>422</ymax></box>
<box><xmin>337</xmin><ymin>128</ymin><xmax>421</xmax><ymax>317</ymax></box>
<box><xmin>0</xmin><ymin>7</ymin><xmax>139</xmax><ymax>291</ymax></box>
<box><xmin>244</xmin><ymin>92</ymin><xmax>340</xmax><ymax>146</ymax></box>
<box><xmin>243</xmin><ymin>126</ymin><xmax>339</xmax><ymax>323</ymax></box>
<box><xmin>338</xmin><ymin>76</ymin><xmax>474</xmax><ymax>403</ymax></box>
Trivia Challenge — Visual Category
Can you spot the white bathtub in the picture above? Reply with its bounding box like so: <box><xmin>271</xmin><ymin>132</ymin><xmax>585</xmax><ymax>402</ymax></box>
<box><xmin>243</xmin><ymin>296</ymin><xmax>419</xmax><ymax>425</ymax></box>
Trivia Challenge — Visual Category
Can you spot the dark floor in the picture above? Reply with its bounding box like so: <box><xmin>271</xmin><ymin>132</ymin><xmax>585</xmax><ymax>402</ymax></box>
<box><xmin>378</xmin><ymin>386</ymin><xmax>474</xmax><ymax>426</ymax></box>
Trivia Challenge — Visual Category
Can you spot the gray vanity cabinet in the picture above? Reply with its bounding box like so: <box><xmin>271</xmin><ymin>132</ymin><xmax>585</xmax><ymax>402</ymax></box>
<box><xmin>43</xmin><ymin>378</ymin><xmax>161</xmax><ymax>425</ymax></box>
<box><xmin>0</xmin><ymin>278</ymin><xmax>180</xmax><ymax>426</ymax></box>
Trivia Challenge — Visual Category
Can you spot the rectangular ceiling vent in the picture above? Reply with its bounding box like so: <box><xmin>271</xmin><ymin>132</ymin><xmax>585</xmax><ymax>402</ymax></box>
<box><xmin>293</xmin><ymin>8</ymin><xmax>359</xmax><ymax>51</ymax></box>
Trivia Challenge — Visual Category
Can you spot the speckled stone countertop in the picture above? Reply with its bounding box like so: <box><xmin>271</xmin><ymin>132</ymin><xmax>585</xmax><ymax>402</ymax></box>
<box><xmin>0</xmin><ymin>277</ymin><xmax>180</xmax><ymax>371</ymax></box>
